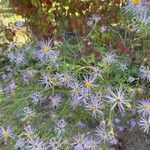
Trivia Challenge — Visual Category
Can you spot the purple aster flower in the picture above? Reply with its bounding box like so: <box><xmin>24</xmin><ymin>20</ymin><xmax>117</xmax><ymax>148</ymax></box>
<box><xmin>22</xmin><ymin>107</ymin><xmax>35</xmax><ymax>120</ymax></box>
<box><xmin>15</xmin><ymin>137</ymin><xmax>25</xmax><ymax>149</ymax></box>
<box><xmin>6</xmin><ymin>66</ymin><xmax>12</xmax><ymax>74</ymax></box>
<box><xmin>23</xmin><ymin>71</ymin><xmax>31</xmax><ymax>85</ymax></box>
<box><xmin>83</xmin><ymin>76</ymin><xmax>97</xmax><ymax>90</ymax></box>
<box><xmin>1</xmin><ymin>67</ymin><xmax>13</xmax><ymax>81</ymax></box>
<box><xmin>136</xmin><ymin>11</ymin><xmax>150</xmax><ymax>24</ymax></box>
<box><xmin>102</xmin><ymin>52</ymin><xmax>116</xmax><ymax>65</ymax></box>
<box><xmin>36</xmin><ymin>38</ymin><xmax>55</xmax><ymax>61</ymax></box>
<box><xmin>73</xmin><ymin>133</ymin><xmax>90</xmax><ymax>150</ymax></box>
<box><xmin>49</xmin><ymin>137</ymin><xmax>67</xmax><ymax>150</ymax></box>
<box><xmin>139</xmin><ymin>116</ymin><xmax>150</xmax><ymax>133</ymax></box>
<box><xmin>76</xmin><ymin>121</ymin><xmax>87</xmax><ymax>129</ymax></box>
<box><xmin>23</xmin><ymin>125</ymin><xmax>36</xmax><ymax>139</ymax></box>
<box><xmin>54</xmin><ymin>119</ymin><xmax>67</xmax><ymax>135</ymax></box>
<box><xmin>100</xmin><ymin>25</ymin><xmax>107</xmax><ymax>33</ymax></box>
<box><xmin>124</xmin><ymin>0</ymin><xmax>147</xmax><ymax>15</ymax></box>
<box><xmin>0</xmin><ymin>126</ymin><xmax>14</xmax><ymax>143</ymax></box>
<box><xmin>143</xmin><ymin>1</ymin><xmax>150</xmax><ymax>6</ymax></box>
<box><xmin>1</xmin><ymin>73</ymin><xmax>7</xmax><ymax>80</ymax></box>
<box><xmin>49</xmin><ymin>94</ymin><xmax>62</xmax><ymax>109</ymax></box>
<box><xmin>87</xmin><ymin>20</ymin><xmax>93</xmax><ymax>27</ymax></box>
<box><xmin>114</xmin><ymin>118</ymin><xmax>121</xmax><ymax>125</ymax></box>
<box><xmin>130</xmin><ymin>119</ymin><xmax>138</xmax><ymax>130</ymax></box>
<box><xmin>131</xmin><ymin>108</ymin><xmax>137</xmax><ymax>115</ymax></box>
<box><xmin>15</xmin><ymin>21</ymin><xmax>25</xmax><ymax>29</ymax></box>
<box><xmin>8</xmin><ymin>42</ymin><xmax>15</xmax><ymax>50</ymax></box>
<box><xmin>8</xmin><ymin>52</ymin><xmax>27</xmax><ymax>66</ymax></box>
<box><xmin>85</xmin><ymin>99</ymin><xmax>103</xmax><ymax>118</ymax></box>
<box><xmin>8</xmin><ymin>80</ymin><xmax>16</xmax><ymax>90</ymax></box>
<box><xmin>90</xmin><ymin>66</ymin><xmax>103</xmax><ymax>78</ymax></box>
<box><xmin>80</xmin><ymin>87</ymin><xmax>90</xmax><ymax>103</ymax></box>
<box><xmin>26</xmin><ymin>138</ymin><xmax>46</xmax><ymax>150</ymax></box>
<box><xmin>87</xmin><ymin>14</ymin><xmax>100</xmax><ymax>27</ymax></box>
<box><xmin>86</xmin><ymin>137</ymin><xmax>100</xmax><ymax>150</ymax></box>
<box><xmin>135</xmin><ymin>12</ymin><xmax>150</xmax><ymax>32</ymax></box>
<box><xmin>108</xmin><ymin>133</ymin><xmax>118</xmax><ymax>145</ymax></box>
<box><xmin>74</xmin><ymin>145</ymin><xmax>86</xmax><ymax>150</ymax></box>
<box><xmin>138</xmin><ymin>99</ymin><xmax>150</xmax><ymax>116</ymax></box>
<box><xmin>92</xmin><ymin>14</ymin><xmax>101</xmax><ymax>23</ymax></box>
<box><xmin>49</xmin><ymin>137</ymin><xmax>59</xmax><ymax>149</ymax></box>
<box><xmin>50</xmin><ymin>51</ymin><xmax>60</xmax><ymax>65</ymax></box>
<box><xmin>58</xmin><ymin>72</ymin><xmax>76</xmax><ymax>87</ymax></box>
<box><xmin>95</xmin><ymin>123</ymin><xmax>109</xmax><ymax>143</ymax></box>
<box><xmin>31</xmin><ymin>92</ymin><xmax>44</xmax><ymax>104</ymax></box>
<box><xmin>118</xmin><ymin>62</ymin><xmax>128</xmax><ymax>71</ymax></box>
<box><xmin>105</xmin><ymin>87</ymin><xmax>129</xmax><ymax>113</ymax></box>
<box><xmin>69</xmin><ymin>81</ymin><xmax>82</xmax><ymax>97</ymax></box>
<box><xmin>39</xmin><ymin>74</ymin><xmax>55</xmax><ymax>89</ymax></box>
<box><xmin>116</xmin><ymin>126</ymin><xmax>124</xmax><ymax>132</ymax></box>
<box><xmin>140</xmin><ymin>66</ymin><xmax>150</xmax><ymax>81</ymax></box>
<box><xmin>7</xmin><ymin>72</ymin><xmax>13</xmax><ymax>79</ymax></box>
<box><xmin>3</xmin><ymin>80</ymin><xmax>16</xmax><ymax>93</ymax></box>
<box><xmin>23</xmin><ymin>68</ymin><xmax>36</xmax><ymax>85</ymax></box>
<box><xmin>70</xmin><ymin>96</ymin><xmax>82</xmax><ymax>110</ymax></box>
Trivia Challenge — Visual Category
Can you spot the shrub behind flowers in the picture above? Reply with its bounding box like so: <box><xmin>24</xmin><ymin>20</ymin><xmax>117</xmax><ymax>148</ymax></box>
<box><xmin>10</xmin><ymin>0</ymin><xmax>123</xmax><ymax>39</ymax></box>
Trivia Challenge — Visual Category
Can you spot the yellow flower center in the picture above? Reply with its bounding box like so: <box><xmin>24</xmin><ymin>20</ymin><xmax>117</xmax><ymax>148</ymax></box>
<box><xmin>44</xmin><ymin>46</ymin><xmax>50</xmax><ymax>53</ymax></box>
<box><xmin>73</xmin><ymin>102</ymin><xmax>78</xmax><ymax>107</ymax></box>
<box><xmin>144</xmin><ymin>105</ymin><xmax>150</xmax><ymax>111</ymax></box>
<box><xmin>66</xmin><ymin>76</ymin><xmax>71</xmax><ymax>81</ymax></box>
<box><xmin>27</xmin><ymin>132</ymin><xmax>33</xmax><ymax>138</ymax></box>
<box><xmin>3</xmin><ymin>131</ymin><xmax>9</xmax><ymax>138</ymax></box>
<box><xmin>85</xmin><ymin>82</ymin><xmax>92</xmax><ymax>88</ymax></box>
<box><xmin>53</xmin><ymin>99</ymin><xmax>58</xmax><ymax>105</ymax></box>
<box><xmin>92</xmin><ymin>105</ymin><xmax>97</xmax><ymax>110</ymax></box>
<box><xmin>79</xmin><ymin>140</ymin><xmax>83</xmax><ymax>144</ymax></box>
<box><xmin>147</xmin><ymin>121</ymin><xmax>150</xmax><ymax>126</ymax></box>
<box><xmin>145</xmin><ymin>71</ymin><xmax>150</xmax><ymax>76</ymax></box>
<box><xmin>132</xmin><ymin>0</ymin><xmax>140</xmax><ymax>5</ymax></box>
<box><xmin>116</xmin><ymin>98</ymin><xmax>121</xmax><ymax>102</ymax></box>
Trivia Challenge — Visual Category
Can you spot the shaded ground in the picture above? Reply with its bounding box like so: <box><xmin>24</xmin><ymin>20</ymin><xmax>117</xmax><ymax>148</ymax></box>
<box><xmin>117</xmin><ymin>128</ymin><xmax>150</xmax><ymax>150</ymax></box>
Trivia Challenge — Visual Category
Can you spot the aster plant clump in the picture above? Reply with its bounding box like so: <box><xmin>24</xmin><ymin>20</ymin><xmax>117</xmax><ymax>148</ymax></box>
<box><xmin>0</xmin><ymin>0</ymin><xmax>150</xmax><ymax>149</ymax></box>
<box><xmin>124</xmin><ymin>0</ymin><xmax>148</xmax><ymax>15</ymax></box>
<box><xmin>124</xmin><ymin>0</ymin><xmax>150</xmax><ymax>36</ymax></box>
<box><xmin>0</xmin><ymin>35</ymin><xmax>149</xmax><ymax>149</ymax></box>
